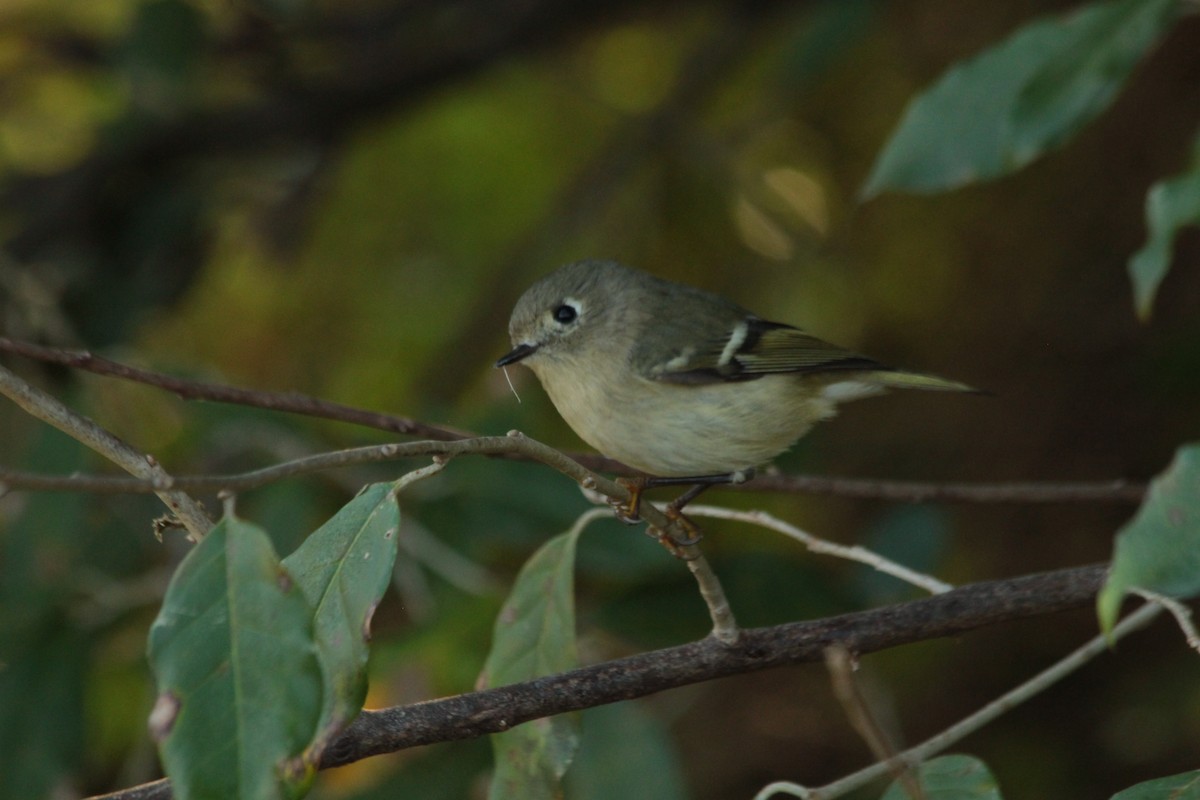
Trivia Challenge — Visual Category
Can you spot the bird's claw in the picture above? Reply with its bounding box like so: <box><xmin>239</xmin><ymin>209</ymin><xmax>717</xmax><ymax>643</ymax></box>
<box><xmin>644</xmin><ymin>507</ymin><xmax>704</xmax><ymax>558</ymax></box>
<box><xmin>614</xmin><ymin>477</ymin><xmax>646</xmax><ymax>524</ymax></box>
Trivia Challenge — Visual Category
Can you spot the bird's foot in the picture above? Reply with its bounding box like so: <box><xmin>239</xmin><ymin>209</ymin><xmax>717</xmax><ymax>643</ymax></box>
<box><xmin>612</xmin><ymin>476</ymin><xmax>646</xmax><ymax>524</ymax></box>
<box><xmin>647</xmin><ymin>510</ymin><xmax>704</xmax><ymax>558</ymax></box>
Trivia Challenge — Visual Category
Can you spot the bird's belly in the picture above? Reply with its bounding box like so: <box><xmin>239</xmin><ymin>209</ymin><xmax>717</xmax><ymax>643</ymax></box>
<box><xmin>538</xmin><ymin>365</ymin><xmax>835</xmax><ymax>476</ymax></box>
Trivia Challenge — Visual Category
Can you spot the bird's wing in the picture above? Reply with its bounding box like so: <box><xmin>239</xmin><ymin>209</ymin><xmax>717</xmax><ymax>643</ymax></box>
<box><xmin>646</xmin><ymin>318</ymin><xmax>887</xmax><ymax>385</ymax></box>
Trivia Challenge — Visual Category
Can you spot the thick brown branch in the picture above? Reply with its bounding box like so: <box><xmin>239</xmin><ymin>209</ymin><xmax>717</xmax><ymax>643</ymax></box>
<box><xmin>90</xmin><ymin>563</ymin><xmax>1110</xmax><ymax>800</ymax></box>
<box><xmin>331</xmin><ymin>564</ymin><xmax>1107</xmax><ymax>761</ymax></box>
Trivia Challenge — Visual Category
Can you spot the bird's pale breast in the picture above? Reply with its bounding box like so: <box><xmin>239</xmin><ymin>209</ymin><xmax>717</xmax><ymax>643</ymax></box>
<box><xmin>527</xmin><ymin>351</ymin><xmax>848</xmax><ymax>476</ymax></box>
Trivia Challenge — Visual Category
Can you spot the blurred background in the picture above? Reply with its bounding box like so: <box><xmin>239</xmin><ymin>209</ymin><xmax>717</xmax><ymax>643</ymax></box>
<box><xmin>0</xmin><ymin>0</ymin><xmax>1198</xmax><ymax>797</ymax></box>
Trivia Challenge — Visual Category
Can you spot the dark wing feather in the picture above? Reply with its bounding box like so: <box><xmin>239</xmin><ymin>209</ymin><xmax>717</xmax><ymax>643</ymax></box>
<box><xmin>654</xmin><ymin>318</ymin><xmax>891</xmax><ymax>385</ymax></box>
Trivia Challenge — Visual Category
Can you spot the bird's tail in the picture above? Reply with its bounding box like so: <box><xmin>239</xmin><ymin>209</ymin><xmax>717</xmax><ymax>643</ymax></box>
<box><xmin>870</xmin><ymin>370</ymin><xmax>981</xmax><ymax>393</ymax></box>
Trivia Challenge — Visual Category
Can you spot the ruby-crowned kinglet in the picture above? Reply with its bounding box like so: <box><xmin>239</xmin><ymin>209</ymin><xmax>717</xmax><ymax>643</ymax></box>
<box><xmin>496</xmin><ymin>260</ymin><xmax>972</xmax><ymax>478</ymax></box>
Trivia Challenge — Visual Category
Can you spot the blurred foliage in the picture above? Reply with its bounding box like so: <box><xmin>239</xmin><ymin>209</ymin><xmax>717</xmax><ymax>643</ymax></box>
<box><xmin>1099</xmin><ymin>443</ymin><xmax>1200</xmax><ymax>634</ymax></box>
<box><xmin>1128</xmin><ymin>133</ymin><xmax>1200</xmax><ymax>319</ymax></box>
<box><xmin>0</xmin><ymin>0</ymin><xmax>1199</xmax><ymax>798</ymax></box>
<box><xmin>481</xmin><ymin>526</ymin><xmax>582</xmax><ymax>800</ymax></box>
<box><xmin>863</xmin><ymin>0</ymin><xmax>1181</xmax><ymax>197</ymax></box>
<box><xmin>879</xmin><ymin>754</ymin><xmax>1001</xmax><ymax>800</ymax></box>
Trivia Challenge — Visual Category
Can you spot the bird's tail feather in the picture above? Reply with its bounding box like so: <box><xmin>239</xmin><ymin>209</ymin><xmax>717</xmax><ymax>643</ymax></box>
<box><xmin>871</xmin><ymin>370</ymin><xmax>981</xmax><ymax>393</ymax></box>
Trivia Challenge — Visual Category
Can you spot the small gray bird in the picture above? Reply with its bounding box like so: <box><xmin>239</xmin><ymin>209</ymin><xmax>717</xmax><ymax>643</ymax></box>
<box><xmin>497</xmin><ymin>260</ymin><xmax>972</xmax><ymax>480</ymax></box>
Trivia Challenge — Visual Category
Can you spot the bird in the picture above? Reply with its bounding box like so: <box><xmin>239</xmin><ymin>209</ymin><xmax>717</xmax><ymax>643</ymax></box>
<box><xmin>496</xmin><ymin>259</ymin><xmax>973</xmax><ymax>491</ymax></box>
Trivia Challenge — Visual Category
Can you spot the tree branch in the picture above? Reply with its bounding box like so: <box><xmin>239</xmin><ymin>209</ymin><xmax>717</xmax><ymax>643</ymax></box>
<box><xmin>0</xmin><ymin>364</ymin><xmax>212</xmax><ymax>539</ymax></box>
<box><xmin>759</xmin><ymin>600</ymin><xmax>1162</xmax><ymax>800</ymax></box>
<box><xmin>0</xmin><ymin>337</ymin><xmax>1148</xmax><ymax>504</ymax></box>
<box><xmin>746</xmin><ymin>472</ymin><xmax>1146</xmax><ymax>504</ymax></box>
<box><xmin>89</xmin><ymin>563</ymin><xmax>1111</xmax><ymax>800</ymax></box>
<box><xmin>0</xmin><ymin>337</ymin><xmax>470</xmax><ymax>442</ymax></box>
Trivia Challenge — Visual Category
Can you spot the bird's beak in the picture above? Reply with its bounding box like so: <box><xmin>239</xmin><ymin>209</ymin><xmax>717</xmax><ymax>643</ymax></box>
<box><xmin>495</xmin><ymin>343</ymin><xmax>538</xmax><ymax>367</ymax></box>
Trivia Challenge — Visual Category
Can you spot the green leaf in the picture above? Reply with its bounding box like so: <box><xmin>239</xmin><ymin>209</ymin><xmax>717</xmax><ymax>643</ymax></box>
<box><xmin>1128</xmin><ymin>155</ymin><xmax>1200</xmax><ymax>320</ymax></box>
<box><xmin>481</xmin><ymin>527</ymin><xmax>584</xmax><ymax>800</ymax></box>
<box><xmin>1011</xmin><ymin>0</ymin><xmax>1179</xmax><ymax>158</ymax></box>
<box><xmin>863</xmin><ymin>0</ymin><xmax>1180</xmax><ymax>197</ymax></box>
<box><xmin>880</xmin><ymin>754</ymin><xmax>1003</xmax><ymax>799</ymax></box>
<box><xmin>1098</xmin><ymin>444</ymin><xmax>1200</xmax><ymax>634</ymax></box>
<box><xmin>282</xmin><ymin>482</ymin><xmax>400</xmax><ymax>739</ymax></box>
<box><xmin>1110</xmin><ymin>769</ymin><xmax>1200</xmax><ymax>799</ymax></box>
<box><xmin>147</xmin><ymin>517</ymin><xmax>324</xmax><ymax>800</ymax></box>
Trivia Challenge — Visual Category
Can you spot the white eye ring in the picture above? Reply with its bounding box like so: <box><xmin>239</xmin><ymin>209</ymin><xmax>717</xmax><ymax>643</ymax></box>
<box><xmin>551</xmin><ymin>298</ymin><xmax>582</xmax><ymax>325</ymax></box>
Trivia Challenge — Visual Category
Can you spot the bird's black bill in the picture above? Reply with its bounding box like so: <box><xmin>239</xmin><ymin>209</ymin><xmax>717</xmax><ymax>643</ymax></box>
<box><xmin>495</xmin><ymin>343</ymin><xmax>538</xmax><ymax>367</ymax></box>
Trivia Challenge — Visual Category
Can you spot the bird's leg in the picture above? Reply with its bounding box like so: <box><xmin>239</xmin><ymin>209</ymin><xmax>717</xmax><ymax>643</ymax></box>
<box><xmin>615</xmin><ymin>469</ymin><xmax>755</xmax><ymax>555</ymax></box>
<box><xmin>657</xmin><ymin>467</ymin><xmax>755</xmax><ymax>509</ymax></box>
<box><xmin>613</xmin><ymin>476</ymin><xmax>648</xmax><ymax>524</ymax></box>
<box><xmin>666</xmin><ymin>482</ymin><xmax>713</xmax><ymax>514</ymax></box>
<box><xmin>614</xmin><ymin>468</ymin><xmax>754</xmax><ymax>521</ymax></box>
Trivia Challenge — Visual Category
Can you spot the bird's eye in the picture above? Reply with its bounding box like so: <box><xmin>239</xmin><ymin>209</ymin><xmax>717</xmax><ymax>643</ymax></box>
<box><xmin>552</xmin><ymin>304</ymin><xmax>578</xmax><ymax>324</ymax></box>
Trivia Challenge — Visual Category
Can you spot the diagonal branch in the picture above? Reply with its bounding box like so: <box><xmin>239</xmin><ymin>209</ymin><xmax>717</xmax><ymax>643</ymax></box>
<box><xmin>0</xmin><ymin>337</ymin><xmax>470</xmax><ymax>442</ymax></box>
<box><xmin>89</xmin><ymin>563</ymin><xmax>1111</xmax><ymax>800</ymax></box>
<box><xmin>0</xmin><ymin>364</ymin><xmax>212</xmax><ymax>539</ymax></box>
<box><xmin>785</xmin><ymin>601</ymin><xmax>1161</xmax><ymax>799</ymax></box>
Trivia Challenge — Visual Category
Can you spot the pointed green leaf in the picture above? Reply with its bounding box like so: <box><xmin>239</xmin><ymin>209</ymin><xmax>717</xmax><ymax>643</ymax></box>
<box><xmin>1128</xmin><ymin>156</ymin><xmax>1200</xmax><ymax>320</ymax></box>
<box><xmin>481</xmin><ymin>527</ymin><xmax>583</xmax><ymax>800</ymax></box>
<box><xmin>863</xmin><ymin>0</ymin><xmax>1180</xmax><ymax>197</ymax></box>
<box><xmin>147</xmin><ymin>517</ymin><xmax>323</xmax><ymax>800</ymax></box>
<box><xmin>1111</xmin><ymin>769</ymin><xmax>1200</xmax><ymax>799</ymax></box>
<box><xmin>282</xmin><ymin>482</ymin><xmax>400</xmax><ymax>738</ymax></box>
<box><xmin>1098</xmin><ymin>444</ymin><xmax>1200</xmax><ymax>634</ymax></box>
<box><xmin>880</xmin><ymin>754</ymin><xmax>1003</xmax><ymax>799</ymax></box>
<box><xmin>1011</xmin><ymin>0</ymin><xmax>1179</xmax><ymax>159</ymax></box>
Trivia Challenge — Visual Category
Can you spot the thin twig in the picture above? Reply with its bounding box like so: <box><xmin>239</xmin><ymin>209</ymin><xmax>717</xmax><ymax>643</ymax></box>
<box><xmin>685</xmin><ymin>549</ymin><xmax>740</xmax><ymax>643</ymax></box>
<box><xmin>89</xmin><ymin>564</ymin><xmax>1110</xmax><ymax>800</ymax></box>
<box><xmin>754</xmin><ymin>601</ymin><xmax>1162</xmax><ymax>800</ymax></box>
<box><xmin>744</xmin><ymin>472</ymin><xmax>1145</xmax><ymax>504</ymax></box>
<box><xmin>0</xmin><ymin>337</ymin><xmax>471</xmax><ymax>441</ymax></box>
<box><xmin>824</xmin><ymin>645</ymin><xmax>922</xmax><ymax>800</ymax></box>
<box><xmin>1132</xmin><ymin>589</ymin><xmax>1200</xmax><ymax>653</ymax></box>
<box><xmin>0</xmin><ymin>336</ymin><xmax>1148</xmax><ymax>504</ymax></box>
<box><xmin>0</xmin><ymin>411</ymin><xmax>739</xmax><ymax>639</ymax></box>
<box><xmin>0</xmin><ymin>437</ymin><xmax>606</xmax><ymax>494</ymax></box>
<box><xmin>0</xmin><ymin>364</ymin><xmax>212</xmax><ymax>540</ymax></box>
<box><xmin>504</xmin><ymin>432</ymin><xmax>739</xmax><ymax>643</ymax></box>
<box><xmin>391</xmin><ymin>457</ymin><xmax>449</xmax><ymax>491</ymax></box>
<box><xmin>687</xmin><ymin>506</ymin><xmax>952</xmax><ymax>594</ymax></box>
<box><xmin>0</xmin><ymin>449</ymin><xmax>1147</xmax><ymax>506</ymax></box>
